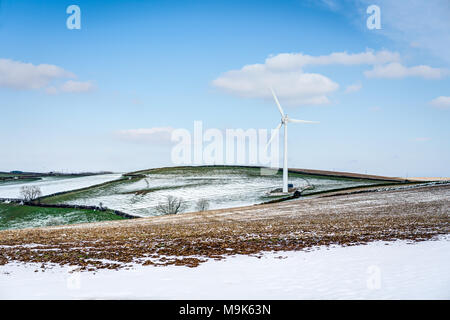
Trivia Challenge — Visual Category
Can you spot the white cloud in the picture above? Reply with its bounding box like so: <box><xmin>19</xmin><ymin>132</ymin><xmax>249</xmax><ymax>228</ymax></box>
<box><xmin>414</xmin><ymin>137</ymin><xmax>431</xmax><ymax>142</ymax></box>
<box><xmin>116</xmin><ymin>127</ymin><xmax>175</xmax><ymax>143</ymax></box>
<box><xmin>131</xmin><ymin>98</ymin><xmax>143</xmax><ymax>105</ymax></box>
<box><xmin>214</xmin><ymin>50</ymin><xmax>401</xmax><ymax>105</ymax></box>
<box><xmin>45</xmin><ymin>86</ymin><xmax>59</xmax><ymax>95</ymax></box>
<box><xmin>0</xmin><ymin>58</ymin><xmax>75</xmax><ymax>90</ymax></box>
<box><xmin>365</xmin><ymin>62</ymin><xmax>447</xmax><ymax>79</ymax></box>
<box><xmin>316</xmin><ymin>1</ymin><xmax>450</xmax><ymax>64</ymax></box>
<box><xmin>45</xmin><ymin>80</ymin><xmax>96</xmax><ymax>94</ymax></box>
<box><xmin>319</xmin><ymin>1</ymin><xmax>450</xmax><ymax>64</ymax></box>
<box><xmin>60</xmin><ymin>80</ymin><xmax>96</xmax><ymax>93</ymax></box>
<box><xmin>430</xmin><ymin>96</ymin><xmax>450</xmax><ymax>110</ymax></box>
<box><xmin>357</xmin><ymin>0</ymin><xmax>450</xmax><ymax>64</ymax></box>
<box><xmin>0</xmin><ymin>58</ymin><xmax>95</xmax><ymax>94</ymax></box>
<box><xmin>213</xmin><ymin>49</ymin><xmax>446</xmax><ymax>105</ymax></box>
<box><xmin>46</xmin><ymin>81</ymin><xmax>96</xmax><ymax>95</ymax></box>
<box><xmin>345</xmin><ymin>83</ymin><xmax>362</xmax><ymax>93</ymax></box>
<box><xmin>213</xmin><ymin>65</ymin><xmax>338</xmax><ymax>105</ymax></box>
<box><xmin>265</xmin><ymin>49</ymin><xmax>400</xmax><ymax>70</ymax></box>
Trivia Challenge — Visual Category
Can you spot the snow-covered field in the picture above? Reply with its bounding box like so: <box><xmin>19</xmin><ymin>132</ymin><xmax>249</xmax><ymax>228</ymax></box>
<box><xmin>1</xmin><ymin>237</ymin><xmax>448</xmax><ymax>299</ymax></box>
<box><xmin>0</xmin><ymin>174</ymin><xmax>122</xmax><ymax>199</ymax></box>
<box><xmin>59</xmin><ymin>167</ymin><xmax>385</xmax><ymax>217</ymax></box>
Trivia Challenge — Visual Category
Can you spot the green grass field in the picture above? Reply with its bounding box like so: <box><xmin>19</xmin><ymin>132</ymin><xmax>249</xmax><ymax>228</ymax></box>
<box><xmin>0</xmin><ymin>203</ymin><xmax>124</xmax><ymax>230</ymax></box>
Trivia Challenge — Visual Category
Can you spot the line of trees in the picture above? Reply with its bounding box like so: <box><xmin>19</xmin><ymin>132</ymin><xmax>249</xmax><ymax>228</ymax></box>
<box><xmin>155</xmin><ymin>196</ymin><xmax>210</xmax><ymax>215</ymax></box>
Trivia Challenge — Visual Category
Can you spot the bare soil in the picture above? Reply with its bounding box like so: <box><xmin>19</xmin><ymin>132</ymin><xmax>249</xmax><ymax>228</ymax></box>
<box><xmin>0</xmin><ymin>184</ymin><xmax>448</xmax><ymax>270</ymax></box>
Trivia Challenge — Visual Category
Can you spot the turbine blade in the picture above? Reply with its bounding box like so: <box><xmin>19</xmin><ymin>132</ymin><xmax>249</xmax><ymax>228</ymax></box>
<box><xmin>288</xmin><ymin>118</ymin><xmax>319</xmax><ymax>124</ymax></box>
<box><xmin>265</xmin><ymin>122</ymin><xmax>282</xmax><ymax>151</ymax></box>
<box><xmin>270</xmin><ymin>87</ymin><xmax>285</xmax><ymax>117</ymax></box>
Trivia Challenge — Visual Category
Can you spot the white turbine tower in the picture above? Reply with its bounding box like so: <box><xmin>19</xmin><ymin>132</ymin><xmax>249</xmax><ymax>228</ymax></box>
<box><xmin>267</xmin><ymin>88</ymin><xmax>319</xmax><ymax>193</ymax></box>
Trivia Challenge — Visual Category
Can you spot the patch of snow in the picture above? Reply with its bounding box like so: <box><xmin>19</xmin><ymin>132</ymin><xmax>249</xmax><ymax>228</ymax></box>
<box><xmin>60</xmin><ymin>168</ymin><xmax>384</xmax><ymax>217</ymax></box>
<box><xmin>0</xmin><ymin>174</ymin><xmax>122</xmax><ymax>199</ymax></box>
<box><xmin>0</xmin><ymin>237</ymin><xmax>448</xmax><ymax>299</ymax></box>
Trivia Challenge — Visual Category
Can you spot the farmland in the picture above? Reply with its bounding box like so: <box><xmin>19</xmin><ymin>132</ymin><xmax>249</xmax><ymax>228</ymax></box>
<box><xmin>0</xmin><ymin>183</ymin><xmax>448</xmax><ymax>270</ymax></box>
<box><xmin>39</xmin><ymin>166</ymin><xmax>396</xmax><ymax>217</ymax></box>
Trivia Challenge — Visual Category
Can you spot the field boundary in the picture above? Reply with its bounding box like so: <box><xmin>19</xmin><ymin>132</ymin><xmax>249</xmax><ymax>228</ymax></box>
<box><xmin>129</xmin><ymin>165</ymin><xmax>413</xmax><ymax>182</ymax></box>
<box><xmin>0</xmin><ymin>198</ymin><xmax>137</xmax><ymax>219</ymax></box>
<box><xmin>288</xmin><ymin>168</ymin><xmax>410</xmax><ymax>182</ymax></box>
<box><xmin>37</xmin><ymin>174</ymin><xmax>145</xmax><ymax>203</ymax></box>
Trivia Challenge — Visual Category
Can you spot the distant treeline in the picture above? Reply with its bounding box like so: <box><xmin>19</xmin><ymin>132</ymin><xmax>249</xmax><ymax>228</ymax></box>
<box><xmin>0</xmin><ymin>171</ymin><xmax>114</xmax><ymax>180</ymax></box>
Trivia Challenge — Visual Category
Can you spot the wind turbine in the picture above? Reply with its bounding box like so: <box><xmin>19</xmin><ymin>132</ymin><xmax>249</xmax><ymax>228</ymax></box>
<box><xmin>266</xmin><ymin>88</ymin><xmax>319</xmax><ymax>193</ymax></box>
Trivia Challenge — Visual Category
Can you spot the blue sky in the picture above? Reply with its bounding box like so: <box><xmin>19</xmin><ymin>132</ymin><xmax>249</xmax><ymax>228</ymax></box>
<box><xmin>0</xmin><ymin>0</ymin><xmax>449</xmax><ymax>176</ymax></box>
